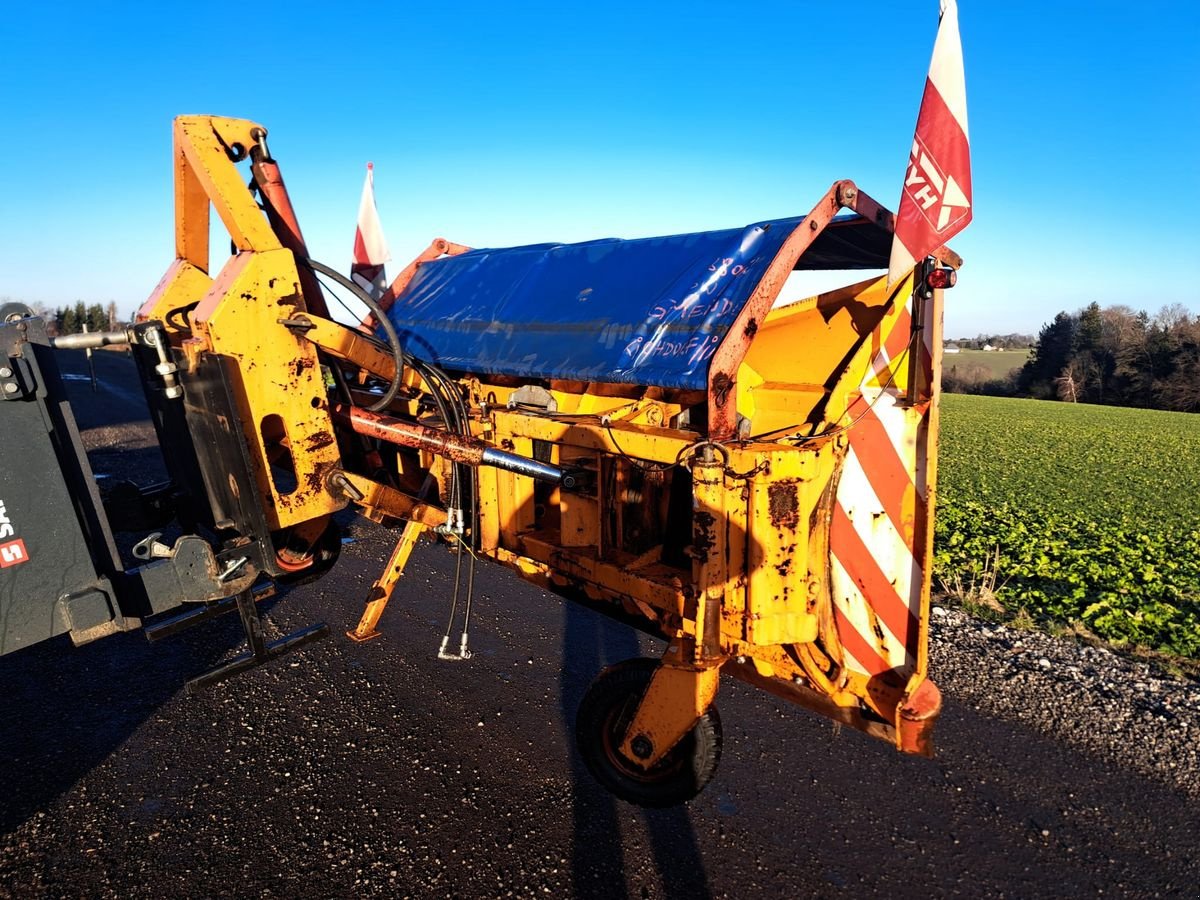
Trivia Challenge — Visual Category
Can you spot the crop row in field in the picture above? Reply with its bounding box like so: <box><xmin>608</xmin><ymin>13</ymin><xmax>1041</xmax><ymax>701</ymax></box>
<box><xmin>934</xmin><ymin>394</ymin><xmax>1200</xmax><ymax>658</ymax></box>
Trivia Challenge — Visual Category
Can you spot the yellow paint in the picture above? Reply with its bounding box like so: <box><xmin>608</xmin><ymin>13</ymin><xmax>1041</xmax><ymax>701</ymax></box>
<box><xmin>619</xmin><ymin>659</ymin><xmax>721</xmax><ymax>768</ymax></box>
<box><xmin>188</xmin><ymin>249</ymin><xmax>343</xmax><ymax>529</ymax></box>
<box><xmin>140</xmin><ymin>115</ymin><xmax>342</xmax><ymax>531</ymax></box>
<box><xmin>301</xmin><ymin>314</ymin><xmax>399</xmax><ymax>381</ymax></box>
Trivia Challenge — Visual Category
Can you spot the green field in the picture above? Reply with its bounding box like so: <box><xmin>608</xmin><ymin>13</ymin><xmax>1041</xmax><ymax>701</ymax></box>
<box><xmin>935</xmin><ymin>394</ymin><xmax>1200</xmax><ymax>658</ymax></box>
<box><xmin>942</xmin><ymin>348</ymin><xmax>1031</xmax><ymax>380</ymax></box>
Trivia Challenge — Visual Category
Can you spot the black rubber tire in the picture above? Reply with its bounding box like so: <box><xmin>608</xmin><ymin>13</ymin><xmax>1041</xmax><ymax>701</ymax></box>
<box><xmin>575</xmin><ymin>657</ymin><xmax>722</xmax><ymax>808</ymax></box>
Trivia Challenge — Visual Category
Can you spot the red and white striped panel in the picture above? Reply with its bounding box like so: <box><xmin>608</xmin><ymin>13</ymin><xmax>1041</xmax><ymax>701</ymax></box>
<box><xmin>830</xmin><ymin>297</ymin><xmax>934</xmax><ymax>678</ymax></box>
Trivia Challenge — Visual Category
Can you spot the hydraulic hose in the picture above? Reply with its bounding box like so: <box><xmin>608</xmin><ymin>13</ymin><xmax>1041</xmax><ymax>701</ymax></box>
<box><xmin>303</xmin><ymin>258</ymin><xmax>404</xmax><ymax>413</ymax></box>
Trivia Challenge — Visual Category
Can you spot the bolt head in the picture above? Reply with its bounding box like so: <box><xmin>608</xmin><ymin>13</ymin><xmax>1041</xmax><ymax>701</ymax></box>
<box><xmin>630</xmin><ymin>735</ymin><xmax>653</xmax><ymax>760</ymax></box>
<box><xmin>3</xmin><ymin>382</ymin><xmax>18</xmax><ymax>394</ymax></box>
<box><xmin>0</xmin><ymin>367</ymin><xmax>11</xmax><ymax>378</ymax></box>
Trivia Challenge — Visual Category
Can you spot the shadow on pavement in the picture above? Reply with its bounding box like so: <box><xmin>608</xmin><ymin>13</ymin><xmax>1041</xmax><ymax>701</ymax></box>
<box><xmin>0</xmin><ymin>610</ymin><xmax>261</xmax><ymax>835</ymax></box>
<box><xmin>560</xmin><ymin>600</ymin><xmax>712</xmax><ymax>900</ymax></box>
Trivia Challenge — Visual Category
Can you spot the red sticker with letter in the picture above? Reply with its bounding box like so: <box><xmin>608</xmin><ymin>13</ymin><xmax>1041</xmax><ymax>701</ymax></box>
<box><xmin>0</xmin><ymin>539</ymin><xmax>29</xmax><ymax>568</ymax></box>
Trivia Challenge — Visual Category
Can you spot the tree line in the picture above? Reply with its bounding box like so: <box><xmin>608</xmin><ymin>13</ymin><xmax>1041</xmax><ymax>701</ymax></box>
<box><xmin>946</xmin><ymin>303</ymin><xmax>1200</xmax><ymax>413</ymax></box>
<box><xmin>53</xmin><ymin>301</ymin><xmax>121</xmax><ymax>335</ymax></box>
<box><xmin>0</xmin><ymin>298</ymin><xmax>125</xmax><ymax>334</ymax></box>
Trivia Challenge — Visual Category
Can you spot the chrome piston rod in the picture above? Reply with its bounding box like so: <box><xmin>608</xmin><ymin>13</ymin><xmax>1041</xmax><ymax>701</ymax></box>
<box><xmin>332</xmin><ymin>404</ymin><xmax>580</xmax><ymax>488</ymax></box>
<box><xmin>51</xmin><ymin>329</ymin><xmax>132</xmax><ymax>350</ymax></box>
<box><xmin>481</xmin><ymin>446</ymin><xmax>574</xmax><ymax>485</ymax></box>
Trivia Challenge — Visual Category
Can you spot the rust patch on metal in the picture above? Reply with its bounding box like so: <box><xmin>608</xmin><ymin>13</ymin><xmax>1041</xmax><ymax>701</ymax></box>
<box><xmin>711</xmin><ymin>372</ymin><xmax>733</xmax><ymax>408</ymax></box>
<box><xmin>332</xmin><ymin>404</ymin><xmax>487</xmax><ymax>465</ymax></box>
<box><xmin>767</xmin><ymin>481</ymin><xmax>799</xmax><ymax>529</ymax></box>
<box><xmin>693</xmin><ymin>511</ymin><xmax>717</xmax><ymax>561</ymax></box>
<box><xmin>305</xmin><ymin>460</ymin><xmax>337</xmax><ymax>496</ymax></box>
<box><xmin>306</xmin><ymin>430</ymin><xmax>335</xmax><ymax>451</ymax></box>
<box><xmin>743</xmin><ymin>318</ymin><xmax>758</xmax><ymax>338</ymax></box>
<box><xmin>547</xmin><ymin>548</ymin><xmax>589</xmax><ymax>580</ymax></box>
<box><xmin>898</xmin><ymin>679</ymin><xmax>942</xmax><ymax>757</ymax></box>
<box><xmin>863</xmin><ymin>604</ymin><xmax>891</xmax><ymax>664</ymax></box>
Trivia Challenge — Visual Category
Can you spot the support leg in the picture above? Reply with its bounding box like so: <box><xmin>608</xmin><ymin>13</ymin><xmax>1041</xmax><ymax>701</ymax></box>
<box><xmin>185</xmin><ymin>587</ymin><xmax>329</xmax><ymax>693</ymax></box>
<box><xmin>347</xmin><ymin>520</ymin><xmax>426</xmax><ymax>642</ymax></box>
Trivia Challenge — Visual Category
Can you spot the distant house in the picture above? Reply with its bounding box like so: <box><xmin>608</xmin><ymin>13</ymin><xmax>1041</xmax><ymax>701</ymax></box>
<box><xmin>982</xmin><ymin>343</ymin><xmax>997</xmax><ymax>351</ymax></box>
<box><xmin>944</xmin><ymin>344</ymin><xmax>961</xmax><ymax>354</ymax></box>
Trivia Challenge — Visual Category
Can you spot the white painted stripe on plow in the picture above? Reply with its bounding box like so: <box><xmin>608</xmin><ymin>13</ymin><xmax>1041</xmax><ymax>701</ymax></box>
<box><xmin>838</xmin><ymin>449</ymin><xmax>920</xmax><ymax>609</ymax></box>
<box><xmin>865</xmin><ymin>391</ymin><xmax>921</xmax><ymax>489</ymax></box>
<box><xmin>831</xmin><ymin>554</ymin><xmax>915</xmax><ymax>675</ymax></box>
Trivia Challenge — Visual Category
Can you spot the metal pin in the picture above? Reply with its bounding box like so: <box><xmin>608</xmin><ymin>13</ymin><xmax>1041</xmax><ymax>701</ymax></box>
<box><xmin>217</xmin><ymin>557</ymin><xmax>249</xmax><ymax>583</ymax></box>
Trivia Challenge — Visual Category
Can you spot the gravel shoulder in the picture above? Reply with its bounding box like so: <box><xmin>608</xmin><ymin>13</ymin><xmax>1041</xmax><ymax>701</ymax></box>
<box><xmin>930</xmin><ymin>605</ymin><xmax>1200</xmax><ymax>799</ymax></box>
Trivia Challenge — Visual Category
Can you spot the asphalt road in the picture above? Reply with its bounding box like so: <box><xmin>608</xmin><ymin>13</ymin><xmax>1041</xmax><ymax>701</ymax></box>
<box><xmin>1</xmin><ymin>348</ymin><xmax>1197</xmax><ymax>898</ymax></box>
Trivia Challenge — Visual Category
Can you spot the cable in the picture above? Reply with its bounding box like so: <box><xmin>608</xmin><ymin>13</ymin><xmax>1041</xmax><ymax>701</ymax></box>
<box><xmin>417</xmin><ymin>359</ymin><xmax>467</xmax><ymax>513</ymax></box>
<box><xmin>745</xmin><ymin>346</ymin><xmax>912</xmax><ymax>444</ymax></box>
<box><xmin>311</xmin><ymin>271</ymin><xmax>369</xmax><ymax>329</ymax></box>
<box><xmin>603</xmin><ymin>422</ymin><xmax>681</xmax><ymax>474</ymax></box>
<box><xmin>510</xmin><ymin>402</ymin><xmax>602</xmax><ymax>420</ymax></box>
<box><xmin>302</xmin><ymin>258</ymin><xmax>405</xmax><ymax>413</ymax></box>
<box><xmin>311</xmin><ymin>272</ymin><xmax>404</xmax><ymax>416</ymax></box>
<box><xmin>382</xmin><ymin>346</ymin><xmax>475</xmax><ymax>657</ymax></box>
<box><xmin>413</xmin><ymin>360</ymin><xmax>462</xmax><ymax>512</ymax></box>
<box><xmin>300</xmin><ymin>259</ymin><xmax>479</xmax><ymax>660</ymax></box>
<box><xmin>312</xmin><ymin>272</ymin><xmax>404</xmax><ymax>375</ymax></box>
<box><xmin>443</xmin><ymin>535</ymin><xmax>464</xmax><ymax>640</ymax></box>
<box><xmin>460</xmin><ymin>467</ymin><xmax>479</xmax><ymax>627</ymax></box>
<box><xmin>309</xmin><ymin>266</ymin><xmax>474</xmax><ymax>460</ymax></box>
<box><xmin>431</xmin><ymin>363</ymin><xmax>477</xmax><ymax>661</ymax></box>
<box><xmin>306</xmin><ymin>260</ymin><xmax>475</xmax><ymax>657</ymax></box>
<box><xmin>442</xmin><ymin>529</ymin><xmax>480</xmax><ymax>562</ymax></box>
<box><xmin>431</xmin><ymin>362</ymin><xmax>475</xmax><ymax>521</ymax></box>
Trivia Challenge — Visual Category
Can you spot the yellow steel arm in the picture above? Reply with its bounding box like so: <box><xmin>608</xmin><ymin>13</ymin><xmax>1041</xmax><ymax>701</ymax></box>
<box><xmin>174</xmin><ymin>116</ymin><xmax>281</xmax><ymax>260</ymax></box>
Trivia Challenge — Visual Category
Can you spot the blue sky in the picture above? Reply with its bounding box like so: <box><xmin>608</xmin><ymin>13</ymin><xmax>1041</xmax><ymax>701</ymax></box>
<box><xmin>1</xmin><ymin>1</ymin><xmax>1196</xmax><ymax>338</ymax></box>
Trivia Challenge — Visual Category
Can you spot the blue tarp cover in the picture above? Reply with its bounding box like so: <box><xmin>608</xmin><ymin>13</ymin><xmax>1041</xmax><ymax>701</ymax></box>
<box><xmin>383</xmin><ymin>214</ymin><xmax>888</xmax><ymax>391</ymax></box>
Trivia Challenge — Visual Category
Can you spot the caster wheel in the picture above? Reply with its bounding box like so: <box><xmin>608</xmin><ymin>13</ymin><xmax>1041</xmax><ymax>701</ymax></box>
<box><xmin>575</xmin><ymin>658</ymin><xmax>721</xmax><ymax>808</ymax></box>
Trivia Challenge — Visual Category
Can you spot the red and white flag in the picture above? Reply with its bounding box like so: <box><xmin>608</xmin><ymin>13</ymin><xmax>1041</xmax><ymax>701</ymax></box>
<box><xmin>352</xmin><ymin>162</ymin><xmax>390</xmax><ymax>299</ymax></box>
<box><xmin>887</xmin><ymin>0</ymin><xmax>972</xmax><ymax>287</ymax></box>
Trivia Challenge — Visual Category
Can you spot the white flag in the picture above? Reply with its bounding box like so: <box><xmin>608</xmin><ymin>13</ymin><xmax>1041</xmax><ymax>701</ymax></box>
<box><xmin>352</xmin><ymin>162</ymin><xmax>390</xmax><ymax>299</ymax></box>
